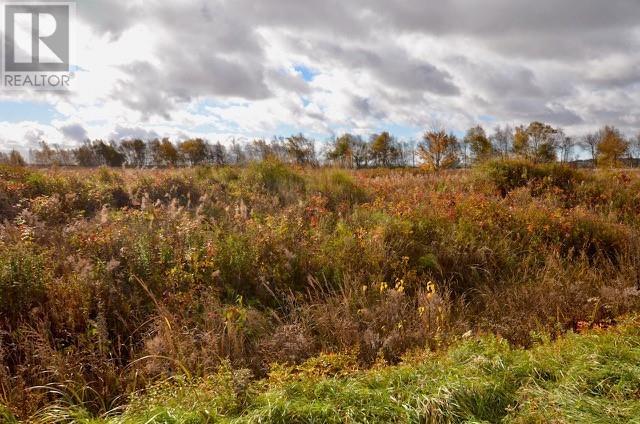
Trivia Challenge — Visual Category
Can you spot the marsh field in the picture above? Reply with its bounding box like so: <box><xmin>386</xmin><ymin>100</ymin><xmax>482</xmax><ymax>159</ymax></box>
<box><xmin>2</xmin><ymin>160</ymin><xmax>640</xmax><ymax>422</ymax></box>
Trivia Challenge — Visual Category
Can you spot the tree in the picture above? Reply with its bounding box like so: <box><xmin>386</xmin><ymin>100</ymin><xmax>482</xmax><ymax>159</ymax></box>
<box><xmin>120</xmin><ymin>139</ymin><xmax>147</xmax><ymax>167</ymax></box>
<box><xmin>352</xmin><ymin>136</ymin><xmax>369</xmax><ymax>168</ymax></box>
<box><xmin>210</xmin><ymin>142</ymin><xmax>227</xmax><ymax>166</ymax></box>
<box><xmin>147</xmin><ymin>138</ymin><xmax>179</xmax><ymax>167</ymax></box>
<box><xmin>285</xmin><ymin>134</ymin><xmax>316</xmax><ymax>166</ymax></box>
<box><xmin>30</xmin><ymin>141</ymin><xmax>57</xmax><ymax>166</ymax></box>
<box><xmin>327</xmin><ymin>134</ymin><xmax>356</xmax><ymax>168</ymax></box>
<box><xmin>417</xmin><ymin>128</ymin><xmax>459</xmax><ymax>171</ymax></box>
<box><xmin>74</xmin><ymin>140</ymin><xmax>100</xmax><ymax>167</ymax></box>
<box><xmin>556</xmin><ymin>130</ymin><xmax>575</xmax><ymax>163</ymax></box>
<box><xmin>597</xmin><ymin>126</ymin><xmax>628</xmax><ymax>168</ymax></box>
<box><xmin>512</xmin><ymin>126</ymin><xmax>530</xmax><ymax>159</ymax></box>
<box><xmin>228</xmin><ymin>139</ymin><xmax>247</xmax><ymax>165</ymax></box>
<box><xmin>95</xmin><ymin>140</ymin><xmax>126</xmax><ymax>167</ymax></box>
<box><xmin>2</xmin><ymin>150</ymin><xmax>26</xmax><ymax>166</ymax></box>
<box><xmin>158</xmin><ymin>138</ymin><xmax>180</xmax><ymax>166</ymax></box>
<box><xmin>581</xmin><ymin>132</ymin><xmax>600</xmax><ymax>167</ymax></box>
<box><xmin>369</xmin><ymin>132</ymin><xmax>399</xmax><ymax>167</ymax></box>
<box><xmin>526</xmin><ymin>121</ymin><xmax>558</xmax><ymax>163</ymax></box>
<box><xmin>491</xmin><ymin>125</ymin><xmax>513</xmax><ymax>159</ymax></box>
<box><xmin>179</xmin><ymin>138</ymin><xmax>209</xmax><ymax>165</ymax></box>
<box><xmin>630</xmin><ymin>133</ymin><xmax>640</xmax><ymax>167</ymax></box>
<box><xmin>247</xmin><ymin>139</ymin><xmax>273</xmax><ymax>162</ymax></box>
<box><xmin>463</xmin><ymin>125</ymin><xmax>494</xmax><ymax>164</ymax></box>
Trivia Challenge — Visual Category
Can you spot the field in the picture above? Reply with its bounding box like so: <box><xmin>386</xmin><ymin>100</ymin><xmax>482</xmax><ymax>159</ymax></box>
<box><xmin>2</xmin><ymin>160</ymin><xmax>640</xmax><ymax>422</ymax></box>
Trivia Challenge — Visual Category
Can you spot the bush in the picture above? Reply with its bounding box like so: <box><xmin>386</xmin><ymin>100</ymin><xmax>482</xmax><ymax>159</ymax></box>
<box><xmin>0</xmin><ymin>244</ymin><xmax>49</xmax><ymax>325</ymax></box>
<box><xmin>310</xmin><ymin>170</ymin><xmax>368</xmax><ymax>211</ymax></box>
<box><xmin>479</xmin><ymin>159</ymin><xmax>584</xmax><ymax>197</ymax></box>
<box><xmin>243</xmin><ymin>159</ymin><xmax>305</xmax><ymax>203</ymax></box>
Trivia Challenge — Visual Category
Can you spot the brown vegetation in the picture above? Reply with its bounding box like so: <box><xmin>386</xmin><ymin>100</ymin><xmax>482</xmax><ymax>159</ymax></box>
<box><xmin>1</xmin><ymin>160</ymin><xmax>640</xmax><ymax>420</ymax></box>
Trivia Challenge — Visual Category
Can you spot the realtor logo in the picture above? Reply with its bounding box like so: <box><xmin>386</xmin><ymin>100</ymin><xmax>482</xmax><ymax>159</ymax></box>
<box><xmin>2</xmin><ymin>2</ymin><xmax>75</xmax><ymax>90</ymax></box>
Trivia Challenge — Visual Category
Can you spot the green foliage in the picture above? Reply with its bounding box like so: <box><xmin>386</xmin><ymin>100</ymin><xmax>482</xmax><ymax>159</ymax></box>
<box><xmin>100</xmin><ymin>317</ymin><xmax>640</xmax><ymax>423</ymax></box>
<box><xmin>479</xmin><ymin>159</ymin><xmax>584</xmax><ymax>196</ymax></box>
<box><xmin>0</xmin><ymin>244</ymin><xmax>49</xmax><ymax>324</ymax></box>
<box><xmin>0</xmin><ymin>405</ymin><xmax>18</xmax><ymax>423</ymax></box>
<box><xmin>310</xmin><ymin>170</ymin><xmax>368</xmax><ymax>211</ymax></box>
<box><xmin>243</xmin><ymin>159</ymin><xmax>305</xmax><ymax>202</ymax></box>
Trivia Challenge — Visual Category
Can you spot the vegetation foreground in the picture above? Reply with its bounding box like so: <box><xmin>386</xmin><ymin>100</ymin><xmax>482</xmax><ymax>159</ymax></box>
<box><xmin>11</xmin><ymin>317</ymin><xmax>640</xmax><ymax>423</ymax></box>
<box><xmin>2</xmin><ymin>160</ymin><xmax>640</xmax><ymax>422</ymax></box>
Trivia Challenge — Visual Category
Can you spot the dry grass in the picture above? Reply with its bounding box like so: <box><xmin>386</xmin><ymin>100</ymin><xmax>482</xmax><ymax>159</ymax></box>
<box><xmin>1</xmin><ymin>160</ymin><xmax>640</xmax><ymax>420</ymax></box>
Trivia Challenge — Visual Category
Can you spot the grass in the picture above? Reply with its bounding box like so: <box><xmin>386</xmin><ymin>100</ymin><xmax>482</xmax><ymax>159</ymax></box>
<box><xmin>20</xmin><ymin>316</ymin><xmax>640</xmax><ymax>423</ymax></box>
<box><xmin>1</xmin><ymin>161</ymin><xmax>640</xmax><ymax>421</ymax></box>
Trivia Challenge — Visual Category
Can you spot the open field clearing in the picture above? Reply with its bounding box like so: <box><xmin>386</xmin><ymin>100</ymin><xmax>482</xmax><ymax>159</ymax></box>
<box><xmin>1</xmin><ymin>161</ymin><xmax>640</xmax><ymax>422</ymax></box>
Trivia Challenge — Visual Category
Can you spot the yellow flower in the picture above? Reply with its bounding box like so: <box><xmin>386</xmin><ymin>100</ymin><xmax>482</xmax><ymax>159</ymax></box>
<box><xmin>426</xmin><ymin>281</ymin><xmax>437</xmax><ymax>300</ymax></box>
<box><xmin>379</xmin><ymin>282</ymin><xmax>388</xmax><ymax>293</ymax></box>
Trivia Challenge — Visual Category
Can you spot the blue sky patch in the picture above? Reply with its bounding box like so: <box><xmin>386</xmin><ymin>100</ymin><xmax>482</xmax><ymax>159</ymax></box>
<box><xmin>294</xmin><ymin>65</ymin><xmax>318</xmax><ymax>82</ymax></box>
<box><xmin>0</xmin><ymin>100</ymin><xmax>60</xmax><ymax>124</ymax></box>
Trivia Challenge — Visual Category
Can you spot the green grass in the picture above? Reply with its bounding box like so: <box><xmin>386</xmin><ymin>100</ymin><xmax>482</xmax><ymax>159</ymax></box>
<box><xmin>32</xmin><ymin>316</ymin><xmax>639</xmax><ymax>424</ymax></box>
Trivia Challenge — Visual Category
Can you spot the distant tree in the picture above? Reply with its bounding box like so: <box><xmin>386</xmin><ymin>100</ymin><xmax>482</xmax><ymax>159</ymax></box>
<box><xmin>74</xmin><ymin>140</ymin><xmax>100</xmax><ymax>167</ymax></box>
<box><xmin>179</xmin><ymin>138</ymin><xmax>209</xmax><ymax>165</ymax></box>
<box><xmin>120</xmin><ymin>139</ymin><xmax>147</xmax><ymax>167</ymax></box>
<box><xmin>30</xmin><ymin>141</ymin><xmax>57</xmax><ymax>166</ymax></box>
<box><xmin>526</xmin><ymin>121</ymin><xmax>558</xmax><ymax>163</ymax></box>
<box><xmin>210</xmin><ymin>142</ymin><xmax>227</xmax><ymax>166</ymax></box>
<box><xmin>5</xmin><ymin>150</ymin><xmax>26</xmax><ymax>166</ymax></box>
<box><xmin>581</xmin><ymin>132</ymin><xmax>601</xmax><ymax>167</ymax></box>
<box><xmin>55</xmin><ymin>145</ymin><xmax>75</xmax><ymax>166</ymax></box>
<box><xmin>464</xmin><ymin>125</ymin><xmax>494</xmax><ymax>164</ymax></box>
<box><xmin>369</xmin><ymin>132</ymin><xmax>399</xmax><ymax>167</ymax></box>
<box><xmin>491</xmin><ymin>125</ymin><xmax>514</xmax><ymax>159</ymax></box>
<box><xmin>285</xmin><ymin>134</ymin><xmax>316</xmax><ymax>166</ymax></box>
<box><xmin>228</xmin><ymin>139</ymin><xmax>246</xmax><ymax>165</ymax></box>
<box><xmin>396</xmin><ymin>139</ymin><xmax>416</xmax><ymax>167</ymax></box>
<box><xmin>630</xmin><ymin>133</ymin><xmax>640</xmax><ymax>167</ymax></box>
<box><xmin>352</xmin><ymin>136</ymin><xmax>369</xmax><ymax>168</ymax></box>
<box><xmin>247</xmin><ymin>139</ymin><xmax>273</xmax><ymax>162</ymax></box>
<box><xmin>95</xmin><ymin>140</ymin><xmax>126</xmax><ymax>167</ymax></box>
<box><xmin>597</xmin><ymin>126</ymin><xmax>628</xmax><ymax>168</ymax></box>
<box><xmin>555</xmin><ymin>130</ymin><xmax>575</xmax><ymax>163</ymax></box>
<box><xmin>158</xmin><ymin>138</ymin><xmax>180</xmax><ymax>167</ymax></box>
<box><xmin>536</xmin><ymin>142</ymin><xmax>557</xmax><ymax>163</ymax></box>
<box><xmin>327</xmin><ymin>134</ymin><xmax>356</xmax><ymax>168</ymax></box>
<box><xmin>512</xmin><ymin>126</ymin><xmax>530</xmax><ymax>159</ymax></box>
<box><xmin>418</xmin><ymin>128</ymin><xmax>459</xmax><ymax>170</ymax></box>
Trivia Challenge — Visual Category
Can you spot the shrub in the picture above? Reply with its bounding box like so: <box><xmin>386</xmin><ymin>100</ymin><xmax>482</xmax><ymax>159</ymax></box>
<box><xmin>310</xmin><ymin>170</ymin><xmax>368</xmax><ymax>211</ymax></box>
<box><xmin>0</xmin><ymin>244</ymin><xmax>49</xmax><ymax>325</ymax></box>
<box><xmin>243</xmin><ymin>159</ymin><xmax>305</xmax><ymax>203</ymax></box>
<box><xmin>479</xmin><ymin>159</ymin><xmax>584</xmax><ymax>197</ymax></box>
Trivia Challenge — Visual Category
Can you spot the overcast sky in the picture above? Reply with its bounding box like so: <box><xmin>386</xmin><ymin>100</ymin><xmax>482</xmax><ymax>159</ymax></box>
<box><xmin>1</xmin><ymin>0</ymin><xmax>640</xmax><ymax>151</ymax></box>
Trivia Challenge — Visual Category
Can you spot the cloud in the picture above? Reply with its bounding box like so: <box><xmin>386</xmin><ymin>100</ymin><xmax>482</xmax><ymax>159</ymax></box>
<box><xmin>59</xmin><ymin>123</ymin><xmax>88</xmax><ymax>142</ymax></box>
<box><xmin>1</xmin><ymin>0</ymin><xmax>640</xmax><ymax>150</ymax></box>
<box><xmin>108</xmin><ymin>125</ymin><xmax>160</xmax><ymax>141</ymax></box>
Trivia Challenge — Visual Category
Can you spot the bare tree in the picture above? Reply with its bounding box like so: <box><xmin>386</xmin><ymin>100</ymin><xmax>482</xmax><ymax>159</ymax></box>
<box><xmin>555</xmin><ymin>129</ymin><xmax>575</xmax><ymax>163</ymax></box>
<box><xmin>581</xmin><ymin>132</ymin><xmax>601</xmax><ymax>167</ymax></box>
<box><xmin>491</xmin><ymin>125</ymin><xmax>514</xmax><ymax>160</ymax></box>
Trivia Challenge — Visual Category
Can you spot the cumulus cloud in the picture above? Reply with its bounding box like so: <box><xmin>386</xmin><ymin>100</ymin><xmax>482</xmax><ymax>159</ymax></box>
<box><xmin>1</xmin><ymin>0</ymin><xmax>640</xmax><ymax>149</ymax></box>
<box><xmin>59</xmin><ymin>123</ymin><xmax>88</xmax><ymax>142</ymax></box>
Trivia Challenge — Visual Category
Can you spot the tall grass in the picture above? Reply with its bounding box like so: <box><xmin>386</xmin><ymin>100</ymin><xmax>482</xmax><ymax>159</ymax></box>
<box><xmin>0</xmin><ymin>161</ymin><xmax>639</xmax><ymax>420</ymax></box>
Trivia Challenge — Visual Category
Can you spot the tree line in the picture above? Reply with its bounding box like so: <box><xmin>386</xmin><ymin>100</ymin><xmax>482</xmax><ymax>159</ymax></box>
<box><xmin>1</xmin><ymin>121</ymin><xmax>639</xmax><ymax>169</ymax></box>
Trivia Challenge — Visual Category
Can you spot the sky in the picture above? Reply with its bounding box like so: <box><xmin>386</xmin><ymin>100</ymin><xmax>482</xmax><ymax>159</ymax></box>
<box><xmin>1</xmin><ymin>0</ymin><xmax>640</xmax><ymax>152</ymax></box>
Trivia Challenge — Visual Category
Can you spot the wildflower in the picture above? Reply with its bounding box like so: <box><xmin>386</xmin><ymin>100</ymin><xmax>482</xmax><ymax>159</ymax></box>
<box><xmin>379</xmin><ymin>282</ymin><xmax>388</xmax><ymax>293</ymax></box>
<box><xmin>426</xmin><ymin>281</ymin><xmax>437</xmax><ymax>300</ymax></box>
